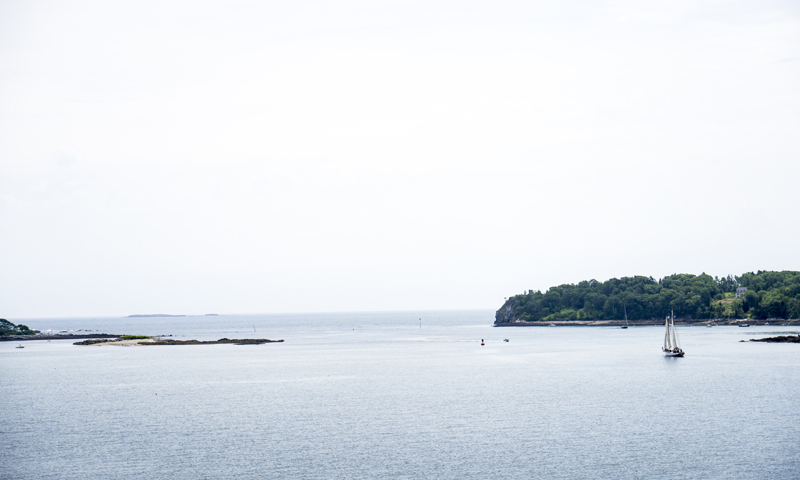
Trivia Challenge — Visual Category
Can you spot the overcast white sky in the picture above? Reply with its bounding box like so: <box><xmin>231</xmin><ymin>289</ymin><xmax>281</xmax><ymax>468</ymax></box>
<box><xmin>1</xmin><ymin>0</ymin><xmax>798</xmax><ymax>318</ymax></box>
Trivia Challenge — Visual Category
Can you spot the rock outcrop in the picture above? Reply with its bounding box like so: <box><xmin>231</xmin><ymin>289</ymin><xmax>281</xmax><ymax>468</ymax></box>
<box><xmin>495</xmin><ymin>298</ymin><xmax>520</xmax><ymax>325</ymax></box>
<box><xmin>750</xmin><ymin>335</ymin><xmax>800</xmax><ymax>343</ymax></box>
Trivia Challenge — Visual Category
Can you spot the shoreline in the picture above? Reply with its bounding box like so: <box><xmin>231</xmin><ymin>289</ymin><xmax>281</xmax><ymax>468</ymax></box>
<box><xmin>494</xmin><ymin>319</ymin><xmax>800</xmax><ymax>327</ymax></box>
<box><xmin>1</xmin><ymin>333</ymin><xmax>121</xmax><ymax>342</ymax></box>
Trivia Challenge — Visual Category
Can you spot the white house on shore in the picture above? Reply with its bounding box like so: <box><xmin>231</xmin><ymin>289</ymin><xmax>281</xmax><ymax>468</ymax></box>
<box><xmin>735</xmin><ymin>287</ymin><xmax>748</xmax><ymax>298</ymax></box>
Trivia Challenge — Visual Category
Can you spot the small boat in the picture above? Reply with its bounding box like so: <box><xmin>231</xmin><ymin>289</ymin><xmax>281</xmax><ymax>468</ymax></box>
<box><xmin>549</xmin><ymin>323</ymin><xmax>556</xmax><ymax>327</ymax></box>
<box><xmin>16</xmin><ymin>344</ymin><xmax>24</xmax><ymax>349</ymax></box>
<box><xmin>662</xmin><ymin>309</ymin><xmax>684</xmax><ymax>357</ymax></box>
<box><xmin>503</xmin><ymin>339</ymin><xmax>509</xmax><ymax>342</ymax></box>
<box><xmin>739</xmin><ymin>324</ymin><xmax>750</xmax><ymax>328</ymax></box>
<box><xmin>621</xmin><ymin>305</ymin><xmax>628</xmax><ymax>329</ymax></box>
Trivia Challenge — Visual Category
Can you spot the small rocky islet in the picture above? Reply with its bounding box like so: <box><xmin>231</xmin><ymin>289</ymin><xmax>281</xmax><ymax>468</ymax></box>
<box><xmin>746</xmin><ymin>335</ymin><xmax>800</xmax><ymax>343</ymax></box>
<box><xmin>74</xmin><ymin>337</ymin><xmax>283</xmax><ymax>346</ymax></box>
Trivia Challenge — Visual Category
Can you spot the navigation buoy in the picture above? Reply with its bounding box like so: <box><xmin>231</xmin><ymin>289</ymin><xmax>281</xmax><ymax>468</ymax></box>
<box><xmin>481</xmin><ymin>339</ymin><xmax>484</xmax><ymax>346</ymax></box>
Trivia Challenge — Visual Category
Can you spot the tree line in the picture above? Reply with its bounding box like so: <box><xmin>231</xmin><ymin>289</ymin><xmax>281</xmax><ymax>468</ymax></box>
<box><xmin>0</xmin><ymin>318</ymin><xmax>35</xmax><ymax>336</ymax></box>
<box><xmin>500</xmin><ymin>271</ymin><xmax>800</xmax><ymax>322</ymax></box>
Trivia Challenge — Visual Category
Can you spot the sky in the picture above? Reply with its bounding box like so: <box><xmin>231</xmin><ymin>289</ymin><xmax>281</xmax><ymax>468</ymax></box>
<box><xmin>1</xmin><ymin>0</ymin><xmax>799</xmax><ymax>318</ymax></box>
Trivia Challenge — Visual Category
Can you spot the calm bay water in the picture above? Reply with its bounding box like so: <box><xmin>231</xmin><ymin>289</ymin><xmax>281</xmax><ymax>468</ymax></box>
<box><xmin>2</xmin><ymin>311</ymin><xmax>799</xmax><ymax>479</ymax></box>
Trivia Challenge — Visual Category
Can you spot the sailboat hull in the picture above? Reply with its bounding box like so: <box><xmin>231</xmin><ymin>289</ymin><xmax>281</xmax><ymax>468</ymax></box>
<box><xmin>663</xmin><ymin>350</ymin><xmax>684</xmax><ymax>357</ymax></box>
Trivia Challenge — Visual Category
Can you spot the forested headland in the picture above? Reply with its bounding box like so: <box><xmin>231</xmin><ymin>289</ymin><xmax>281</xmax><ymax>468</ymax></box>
<box><xmin>0</xmin><ymin>319</ymin><xmax>35</xmax><ymax>336</ymax></box>
<box><xmin>495</xmin><ymin>271</ymin><xmax>800</xmax><ymax>324</ymax></box>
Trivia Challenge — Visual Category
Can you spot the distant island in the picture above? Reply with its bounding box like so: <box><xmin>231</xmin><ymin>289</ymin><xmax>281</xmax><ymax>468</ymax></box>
<box><xmin>496</xmin><ymin>270</ymin><xmax>800</xmax><ymax>326</ymax></box>
<box><xmin>127</xmin><ymin>314</ymin><xmax>187</xmax><ymax>318</ymax></box>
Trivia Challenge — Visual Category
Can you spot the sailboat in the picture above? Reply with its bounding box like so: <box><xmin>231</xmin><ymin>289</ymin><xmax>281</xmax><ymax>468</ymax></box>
<box><xmin>621</xmin><ymin>305</ymin><xmax>628</xmax><ymax>329</ymax></box>
<box><xmin>662</xmin><ymin>309</ymin><xmax>684</xmax><ymax>357</ymax></box>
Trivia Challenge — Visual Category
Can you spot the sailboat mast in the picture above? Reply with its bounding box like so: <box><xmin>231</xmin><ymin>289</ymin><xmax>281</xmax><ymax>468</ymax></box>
<box><xmin>670</xmin><ymin>309</ymin><xmax>678</xmax><ymax>349</ymax></box>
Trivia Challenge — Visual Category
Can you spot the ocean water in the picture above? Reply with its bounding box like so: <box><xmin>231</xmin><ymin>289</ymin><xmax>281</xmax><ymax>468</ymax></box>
<box><xmin>2</xmin><ymin>311</ymin><xmax>799</xmax><ymax>479</ymax></box>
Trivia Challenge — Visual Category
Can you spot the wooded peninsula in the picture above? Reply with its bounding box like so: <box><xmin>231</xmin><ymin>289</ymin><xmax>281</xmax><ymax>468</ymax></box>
<box><xmin>496</xmin><ymin>270</ymin><xmax>800</xmax><ymax>325</ymax></box>
<box><xmin>0</xmin><ymin>319</ymin><xmax>35</xmax><ymax>336</ymax></box>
